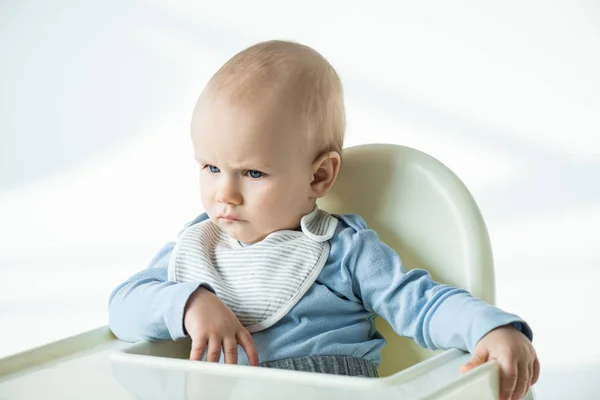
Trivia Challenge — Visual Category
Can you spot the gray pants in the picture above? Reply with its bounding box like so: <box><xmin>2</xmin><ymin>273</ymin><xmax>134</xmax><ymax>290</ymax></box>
<box><xmin>260</xmin><ymin>355</ymin><xmax>379</xmax><ymax>378</ymax></box>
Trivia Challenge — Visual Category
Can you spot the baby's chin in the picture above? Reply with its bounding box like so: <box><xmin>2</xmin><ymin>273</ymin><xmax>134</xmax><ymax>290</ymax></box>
<box><xmin>229</xmin><ymin>231</ymin><xmax>268</xmax><ymax>245</ymax></box>
<box><xmin>209</xmin><ymin>216</ymin><xmax>291</xmax><ymax>244</ymax></box>
<box><xmin>217</xmin><ymin>223</ymin><xmax>268</xmax><ymax>245</ymax></box>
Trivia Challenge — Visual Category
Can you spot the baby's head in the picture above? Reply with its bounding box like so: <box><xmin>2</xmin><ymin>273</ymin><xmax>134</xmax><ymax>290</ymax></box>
<box><xmin>191</xmin><ymin>40</ymin><xmax>345</xmax><ymax>244</ymax></box>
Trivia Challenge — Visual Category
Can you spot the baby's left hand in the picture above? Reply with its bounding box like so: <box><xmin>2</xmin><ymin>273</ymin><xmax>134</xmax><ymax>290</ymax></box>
<box><xmin>461</xmin><ymin>325</ymin><xmax>540</xmax><ymax>400</ymax></box>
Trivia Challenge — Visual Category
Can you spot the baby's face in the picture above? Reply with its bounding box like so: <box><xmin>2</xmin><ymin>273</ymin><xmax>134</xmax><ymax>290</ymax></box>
<box><xmin>191</xmin><ymin>92</ymin><xmax>316</xmax><ymax>244</ymax></box>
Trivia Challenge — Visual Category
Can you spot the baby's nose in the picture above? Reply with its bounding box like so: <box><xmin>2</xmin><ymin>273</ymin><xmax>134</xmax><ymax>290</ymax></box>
<box><xmin>216</xmin><ymin>179</ymin><xmax>243</xmax><ymax>205</ymax></box>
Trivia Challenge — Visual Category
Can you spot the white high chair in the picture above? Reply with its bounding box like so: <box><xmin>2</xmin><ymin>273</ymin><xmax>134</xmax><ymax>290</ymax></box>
<box><xmin>0</xmin><ymin>144</ymin><xmax>535</xmax><ymax>399</ymax></box>
<box><xmin>318</xmin><ymin>143</ymin><xmax>496</xmax><ymax>377</ymax></box>
<box><xmin>319</xmin><ymin>143</ymin><xmax>534</xmax><ymax>398</ymax></box>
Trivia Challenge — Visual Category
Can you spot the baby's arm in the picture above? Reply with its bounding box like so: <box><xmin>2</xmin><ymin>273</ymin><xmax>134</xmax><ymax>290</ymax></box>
<box><xmin>342</xmin><ymin>223</ymin><xmax>537</xmax><ymax>400</ymax></box>
<box><xmin>344</xmin><ymin>228</ymin><xmax>531</xmax><ymax>352</ymax></box>
<box><xmin>108</xmin><ymin>223</ymin><xmax>258</xmax><ymax>365</ymax></box>
<box><xmin>108</xmin><ymin>242</ymin><xmax>205</xmax><ymax>342</ymax></box>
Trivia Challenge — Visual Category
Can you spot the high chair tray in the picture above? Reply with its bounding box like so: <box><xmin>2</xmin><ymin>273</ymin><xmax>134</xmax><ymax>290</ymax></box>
<box><xmin>0</xmin><ymin>326</ymin><xmax>504</xmax><ymax>399</ymax></box>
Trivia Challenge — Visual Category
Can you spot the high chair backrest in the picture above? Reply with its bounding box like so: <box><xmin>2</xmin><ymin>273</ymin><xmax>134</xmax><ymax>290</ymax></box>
<box><xmin>317</xmin><ymin>144</ymin><xmax>496</xmax><ymax>377</ymax></box>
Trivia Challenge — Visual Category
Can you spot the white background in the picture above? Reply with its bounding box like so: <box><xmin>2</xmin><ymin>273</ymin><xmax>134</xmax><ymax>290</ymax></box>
<box><xmin>1</xmin><ymin>1</ymin><xmax>599</xmax><ymax>398</ymax></box>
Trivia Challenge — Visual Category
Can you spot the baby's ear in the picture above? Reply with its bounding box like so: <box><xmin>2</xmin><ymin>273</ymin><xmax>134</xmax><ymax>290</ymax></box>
<box><xmin>310</xmin><ymin>151</ymin><xmax>341</xmax><ymax>198</ymax></box>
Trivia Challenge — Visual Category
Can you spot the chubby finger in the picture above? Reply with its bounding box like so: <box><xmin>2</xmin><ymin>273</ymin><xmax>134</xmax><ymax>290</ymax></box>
<box><xmin>500</xmin><ymin>363</ymin><xmax>519</xmax><ymax>400</ymax></box>
<box><xmin>223</xmin><ymin>336</ymin><xmax>239</xmax><ymax>365</ymax></box>
<box><xmin>461</xmin><ymin>354</ymin><xmax>487</xmax><ymax>374</ymax></box>
<box><xmin>511</xmin><ymin>362</ymin><xmax>529</xmax><ymax>400</ymax></box>
<box><xmin>529</xmin><ymin>360</ymin><xmax>534</xmax><ymax>388</ymax></box>
<box><xmin>237</xmin><ymin>329</ymin><xmax>259</xmax><ymax>366</ymax></box>
<box><xmin>189</xmin><ymin>337</ymin><xmax>207</xmax><ymax>361</ymax></box>
<box><xmin>532</xmin><ymin>358</ymin><xmax>541</xmax><ymax>385</ymax></box>
<box><xmin>206</xmin><ymin>337</ymin><xmax>222</xmax><ymax>363</ymax></box>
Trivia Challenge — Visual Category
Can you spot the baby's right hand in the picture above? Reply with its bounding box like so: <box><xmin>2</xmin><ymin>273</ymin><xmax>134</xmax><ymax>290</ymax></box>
<box><xmin>183</xmin><ymin>287</ymin><xmax>259</xmax><ymax>365</ymax></box>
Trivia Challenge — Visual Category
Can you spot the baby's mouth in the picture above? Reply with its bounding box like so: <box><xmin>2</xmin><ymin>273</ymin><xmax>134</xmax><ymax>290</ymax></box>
<box><xmin>218</xmin><ymin>214</ymin><xmax>244</xmax><ymax>222</ymax></box>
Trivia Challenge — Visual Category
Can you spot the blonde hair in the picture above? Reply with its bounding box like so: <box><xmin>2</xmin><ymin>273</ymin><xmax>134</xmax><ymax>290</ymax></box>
<box><xmin>205</xmin><ymin>40</ymin><xmax>345</xmax><ymax>157</ymax></box>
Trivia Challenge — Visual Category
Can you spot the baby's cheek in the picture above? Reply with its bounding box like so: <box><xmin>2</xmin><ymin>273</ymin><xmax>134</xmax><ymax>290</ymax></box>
<box><xmin>259</xmin><ymin>202</ymin><xmax>289</xmax><ymax>230</ymax></box>
<box><xmin>253</xmin><ymin>183</ymin><xmax>294</xmax><ymax>223</ymax></box>
<box><xmin>255</xmin><ymin>185</ymin><xmax>281</xmax><ymax>208</ymax></box>
<box><xmin>259</xmin><ymin>199</ymin><xmax>284</xmax><ymax>221</ymax></box>
<box><xmin>199</xmin><ymin>192</ymin><xmax>214</xmax><ymax>214</ymax></box>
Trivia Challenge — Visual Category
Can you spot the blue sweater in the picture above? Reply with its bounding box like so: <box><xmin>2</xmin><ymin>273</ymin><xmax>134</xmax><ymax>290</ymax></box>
<box><xmin>108</xmin><ymin>213</ymin><xmax>531</xmax><ymax>366</ymax></box>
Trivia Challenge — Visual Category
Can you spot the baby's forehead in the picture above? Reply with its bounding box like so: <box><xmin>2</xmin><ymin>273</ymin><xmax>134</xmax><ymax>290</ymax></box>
<box><xmin>196</xmin><ymin>90</ymin><xmax>306</xmax><ymax>135</ymax></box>
<box><xmin>193</xmin><ymin>98</ymin><xmax>315</xmax><ymax>164</ymax></box>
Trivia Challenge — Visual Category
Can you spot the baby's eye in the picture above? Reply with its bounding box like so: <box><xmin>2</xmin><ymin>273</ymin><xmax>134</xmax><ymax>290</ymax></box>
<box><xmin>207</xmin><ymin>165</ymin><xmax>221</xmax><ymax>174</ymax></box>
<box><xmin>247</xmin><ymin>170</ymin><xmax>264</xmax><ymax>179</ymax></box>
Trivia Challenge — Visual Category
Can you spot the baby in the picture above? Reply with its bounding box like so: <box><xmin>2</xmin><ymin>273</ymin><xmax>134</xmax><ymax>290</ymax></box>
<box><xmin>109</xmin><ymin>40</ymin><xmax>539</xmax><ymax>400</ymax></box>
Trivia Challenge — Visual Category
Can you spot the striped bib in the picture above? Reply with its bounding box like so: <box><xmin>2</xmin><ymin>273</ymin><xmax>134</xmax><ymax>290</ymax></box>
<box><xmin>167</xmin><ymin>207</ymin><xmax>338</xmax><ymax>333</ymax></box>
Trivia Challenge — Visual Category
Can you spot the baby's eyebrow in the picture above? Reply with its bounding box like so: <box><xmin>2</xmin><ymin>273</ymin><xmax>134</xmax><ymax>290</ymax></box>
<box><xmin>245</xmin><ymin>163</ymin><xmax>271</xmax><ymax>170</ymax></box>
<box><xmin>195</xmin><ymin>156</ymin><xmax>213</xmax><ymax>165</ymax></box>
<box><xmin>225</xmin><ymin>159</ymin><xmax>273</xmax><ymax>171</ymax></box>
<box><xmin>246</xmin><ymin>162</ymin><xmax>274</xmax><ymax>171</ymax></box>
<box><xmin>193</xmin><ymin>160</ymin><xmax>272</xmax><ymax>171</ymax></box>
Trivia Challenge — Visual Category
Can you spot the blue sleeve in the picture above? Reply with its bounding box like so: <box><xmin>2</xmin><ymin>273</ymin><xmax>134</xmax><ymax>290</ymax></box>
<box><xmin>108</xmin><ymin>214</ymin><xmax>211</xmax><ymax>342</ymax></box>
<box><xmin>339</xmin><ymin>216</ymin><xmax>533</xmax><ymax>353</ymax></box>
